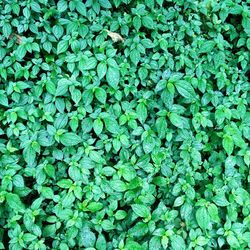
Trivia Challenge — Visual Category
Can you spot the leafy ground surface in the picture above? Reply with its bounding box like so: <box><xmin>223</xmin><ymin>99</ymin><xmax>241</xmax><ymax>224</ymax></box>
<box><xmin>1</xmin><ymin>0</ymin><xmax>250</xmax><ymax>249</ymax></box>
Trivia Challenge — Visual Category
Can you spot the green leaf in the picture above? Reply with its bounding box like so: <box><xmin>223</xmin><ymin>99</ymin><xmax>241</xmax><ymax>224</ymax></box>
<box><xmin>96</xmin><ymin>235</ymin><xmax>107</xmax><ymax>250</ymax></box>
<box><xmin>89</xmin><ymin>150</ymin><xmax>104</xmax><ymax>163</ymax></box>
<box><xmin>141</xmin><ymin>38</ymin><xmax>155</xmax><ymax>48</ymax></box>
<box><xmin>30</xmin><ymin>2</ymin><xmax>41</xmax><ymax>12</ymax></box>
<box><xmin>196</xmin><ymin>236</ymin><xmax>209</xmax><ymax>246</ymax></box>
<box><xmin>199</xmin><ymin>41</ymin><xmax>215</xmax><ymax>53</ymax></box>
<box><xmin>110</xmin><ymin>180</ymin><xmax>127</xmax><ymax>192</ymax></box>
<box><xmin>115</xmin><ymin>210</ymin><xmax>127</xmax><ymax>220</ymax></box>
<box><xmin>3</xmin><ymin>23</ymin><xmax>12</xmax><ymax>38</ymax></box>
<box><xmin>227</xmin><ymin>235</ymin><xmax>240</xmax><ymax>248</ymax></box>
<box><xmin>87</xmin><ymin>202</ymin><xmax>103</xmax><ymax>212</ymax></box>
<box><xmin>0</xmin><ymin>92</ymin><xmax>8</xmax><ymax>106</ymax></box>
<box><xmin>138</xmin><ymin>67</ymin><xmax>148</xmax><ymax>80</ymax></box>
<box><xmin>37</xmin><ymin>131</ymin><xmax>54</xmax><ymax>147</ymax></box>
<box><xmin>44</xmin><ymin>165</ymin><xmax>55</xmax><ymax>179</ymax></box>
<box><xmin>103</xmin><ymin>117</ymin><xmax>120</xmax><ymax>134</ymax></box>
<box><xmin>53</xmin><ymin>25</ymin><xmax>64</xmax><ymax>39</ymax></box>
<box><xmin>95</xmin><ymin>87</ymin><xmax>107</xmax><ymax>104</ymax></box>
<box><xmin>79</xmin><ymin>57</ymin><xmax>97</xmax><ymax>70</ymax></box>
<box><xmin>55</xmin><ymin>80</ymin><xmax>69</xmax><ymax>96</ymax></box>
<box><xmin>247</xmin><ymin>38</ymin><xmax>250</xmax><ymax>50</ymax></box>
<box><xmin>223</xmin><ymin>136</ymin><xmax>234</xmax><ymax>155</ymax></box>
<box><xmin>57</xmin><ymin>179</ymin><xmax>73</xmax><ymax>188</ymax></box>
<box><xmin>174</xmin><ymin>80</ymin><xmax>196</xmax><ymax>101</ymax></box>
<box><xmin>207</xmin><ymin>203</ymin><xmax>220</xmax><ymax>222</ymax></box>
<box><xmin>23</xmin><ymin>233</ymin><xmax>37</xmax><ymax>242</ymax></box>
<box><xmin>41</xmin><ymin>187</ymin><xmax>54</xmax><ymax>199</ymax></box>
<box><xmin>23</xmin><ymin>146</ymin><xmax>36</xmax><ymax>166</ymax></box>
<box><xmin>93</xmin><ymin>118</ymin><xmax>103</xmax><ymax>135</ymax></box>
<box><xmin>82</xmin><ymin>89</ymin><xmax>93</xmax><ymax>105</ymax></box>
<box><xmin>131</xmin><ymin>204</ymin><xmax>151</xmax><ymax>218</ymax></box>
<box><xmin>173</xmin><ymin>196</ymin><xmax>185</xmax><ymax>207</ymax></box>
<box><xmin>106</xmin><ymin>66</ymin><xmax>120</xmax><ymax>88</ymax></box>
<box><xmin>196</xmin><ymin>207</ymin><xmax>210</xmax><ymax>230</ymax></box>
<box><xmin>6</xmin><ymin>193</ymin><xmax>25</xmax><ymax>212</ymax></box>
<box><xmin>170</xmin><ymin>235</ymin><xmax>186</xmax><ymax>250</ymax></box>
<box><xmin>130</xmin><ymin>49</ymin><xmax>140</xmax><ymax>65</ymax></box>
<box><xmin>101</xmin><ymin>220</ymin><xmax>115</xmax><ymax>230</ymax></box>
<box><xmin>97</xmin><ymin>61</ymin><xmax>107</xmax><ymax>79</ymax></box>
<box><xmin>71</xmin><ymin>89</ymin><xmax>81</xmax><ymax>104</ymax></box>
<box><xmin>136</xmin><ymin>103</ymin><xmax>147</xmax><ymax>123</ymax></box>
<box><xmin>129</xmin><ymin>222</ymin><xmax>148</xmax><ymax>237</ymax></box>
<box><xmin>75</xmin><ymin>2</ymin><xmax>86</xmax><ymax>16</ymax></box>
<box><xmin>15</xmin><ymin>45</ymin><xmax>26</xmax><ymax>59</ymax></box>
<box><xmin>125</xmin><ymin>241</ymin><xmax>143</xmax><ymax>250</ymax></box>
<box><xmin>60</xmin><ymin>133</ymin><xmax>82</xmax><ymax>146</ymax></box>
<box><xmin>143</xmin><ymin>136</ymin><xmax>155</xmax><ymax>154</ymax></box>
<box><xmin>57</xmin><ymin>40</ymin><xmax>69</xmax><ymax>54</ymax></box>
<box><xmin>213</xmin><ymin>192</ymin><xmax>230</xmax><ymax>207</ymax></box>
<box><xmin>99</xmin><ymin>0</ymin><xmax>112</xmax><ymax>8</ymax></box>
<box><xmin>57</xmin><ymin>0</ymin><xmax>67</xmax><ymax>12</ymax></box>
<box><xmin>81</xmin><ymin>229</ymin><xmax>96</xmax><ymax>247</ymax></box>
<box><xmin>169</xmin><ymin>113</ymin><xmax>188</xmax><ymax>129</ymax></box>
<box><xmin>133</xmin><ymin>16</ymin><xmax>141</xmax><ymax>31</ymax></box>
<box><xmin>142</xmin><ymin>16</ymin><xmax>154</xmax><ymax>29</ymax></box>
<box><xmin>69</xmin><ymin>165</ymin><xmax>81</xmax><ymax>181</ymax></box>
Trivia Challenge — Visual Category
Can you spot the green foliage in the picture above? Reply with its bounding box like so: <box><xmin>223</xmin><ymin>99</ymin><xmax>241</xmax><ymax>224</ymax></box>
<box><xmin>0</xmin><ymin>0</ymin><xmax>250</xmax><ymax>249</ymax></box>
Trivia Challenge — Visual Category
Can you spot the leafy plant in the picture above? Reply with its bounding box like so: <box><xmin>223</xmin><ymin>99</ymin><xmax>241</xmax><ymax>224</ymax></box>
<box><xmin>0</xmin><ymin>0</ymin><xmax>250</xmax><ymax>249</ymax></box>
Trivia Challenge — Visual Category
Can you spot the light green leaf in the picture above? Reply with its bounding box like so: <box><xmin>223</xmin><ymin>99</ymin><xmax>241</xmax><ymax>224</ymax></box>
<box><xmin>79</xmin><ymin>57</ymin><xmax>97</xmax><ymax>70</ymax></box>
<box><xmin>15</xmin><ymin>45</ymin><xmax>26</xmax><ymax>59</ymax></box>
<box><xmin>213</xmin><ymin>192</ymin><xmax>230</xmax><ymax>207</ymax></box>
<box><xmin>93</xmin><ymin>119</ymin><xmax>103</xmax><ymax>135</ymax></box>
<box><xmin>131</xmin><ymin>204</ymin><xmax>151</xmax><ymax>218</ymax></box>
<box><xmin>95</xmin><ymin>87</ymin><xmax>107</xmax><ymax>104</ymax></box>
<box><xmin>106</xmin><ymin>66</ymin><xmax>120</xmax><ymax>88</ymax></box>
<box><xmin>199</xmin><ymin>41</ymin><xmax>215</xmax><ymax>53</ymax></box>
<box><xmin>6</xmin><ymin>193</ymin><xmax>25</xmax><ymax>212</ymax></box>
<box><xmin>0</xmin><ymin>92</ymin><xmax>8</xmax><ymax>106</ymax></box>
<box><xmin>169</xmin><ymin>113</ymin><xmax>187</xmax><ymax>129</ymax></box>
<box><xmin>130</xmin><ymin>49</ymin><xmax>140</xmax><ymax>65</ymax></box>
<box><xmin>60</xmin><ymin>133</ymin><xmax>82</xmax><ymax>146</ymax></box>
<box><xmin>75</xmin><ymin>2</ymin><xmax>86</xmax><ymax>16</ymax></box>
<box><xmin>110</xmin><ymin>180</ymin><xmax>127</xmax><ymax>192</ymax></box>
<box><xmin>57</xmin><ymin>40</ymin><xmax>69</xmax><ymax>54</ymax></box>
<box><xmin>104</xmin><ymin>117</ymin><xmax>120</xmax><ymax>134</ymax></box>
<box><xmin>196</xmin><ymin>207</ymin><xmax>210</xmax><ymax>230</ymax></box>
<box><xmin>55</xmin><ymin>79</ymin><xmax>70</xmax><ymax>96</ymax></box>
<box><xmin>170</xmin><ymin>235</ymin><xmax>186</xmax><ymax>250</ymax></box>
<box><xmin>223</xmin><ymin>136</ymin><xmax>234</xmax><ymax>155</ymax></box>
<box><xmin>227</xmin><ymin>235</ymin><xmax>240</xmax><ymax>248</ymax></box>
<box><xmin>175</xmin><ymin>80</ymin><xmax>196</xmax><ymax>101</ymax></box>
<box><xmin>142</xmin><ymin>16</ymin><xmax>154</xmax><ymax>29</ymax></box>
<box><xmin>97</xmin><ymin>61</ymin><xmax>107</xmax><ymax>79</ymax></box>
<box><xmin>136</xmin><ymin>103</ymin><xmax>147</xmax><ymax>123</ymax></box>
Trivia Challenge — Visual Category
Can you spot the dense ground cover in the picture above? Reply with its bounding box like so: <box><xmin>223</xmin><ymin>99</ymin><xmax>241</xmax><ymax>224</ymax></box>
<box><xmin>0</xmin><ymin>0</ymin><xmax>250</xmax><ymax>249</ymax></box>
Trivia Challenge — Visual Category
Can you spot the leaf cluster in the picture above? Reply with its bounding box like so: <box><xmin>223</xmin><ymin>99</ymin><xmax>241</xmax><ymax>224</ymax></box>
<box><xmin>0</xmin><ymin>0</ymin><xmax>250</xmax><ymax>249</ymax></box>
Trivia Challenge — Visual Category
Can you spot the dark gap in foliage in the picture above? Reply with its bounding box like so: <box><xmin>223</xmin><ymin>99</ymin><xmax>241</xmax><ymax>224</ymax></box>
<box><xmin>221</xmin><ymin>244</ymin><xmax>230</xmax><ymax>249</ymax></box>
<box><xmin>162</xmin><ymin>1</ymin><xmax>175</xmax><ymax>8</ymax></box>
<box><xmin>44</xmin><ymin>237</ymin><xmax>53</xmax><ymax>249</ymax></box>
<box><xmin>245</xmin><ymin>70</ymin><xmax>250</xmax><ymax>83</ymax></box>
<box><xmin>22</xmin><ymin>189</ymin><xmax>39</xmax><ymax>205</ymax></box>
<box><xmin>225</xmin><ymin>14</ymin><xmax>242</xmax><ymax>27</ymax></box>
<box><xmin>2</xmin><ymin>229</ymin><xmax>10</xmax><ymax>249</ymax></box>
<box><xmin>24</xmin><ymin>177</ymin><xmax>36</xmax><ymax>189</ymax></box>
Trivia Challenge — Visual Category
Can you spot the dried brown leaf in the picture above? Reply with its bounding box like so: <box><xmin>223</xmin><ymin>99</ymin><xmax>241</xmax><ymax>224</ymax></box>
<box><xmin>9</xmin><ymin>33</ymin><xmax>22</xmax><ymax>44</ymax></box>
<box><xmin>106</xmin><ymin>30</ymin><xmax>124</xmax><ymax>43</ymax></box>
